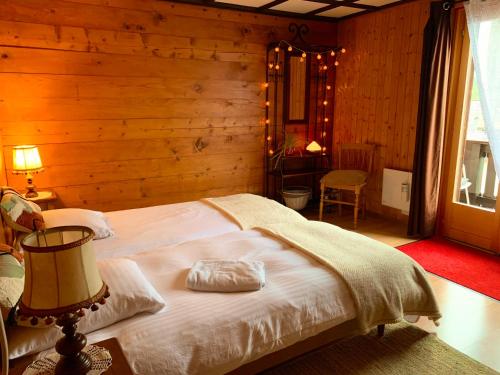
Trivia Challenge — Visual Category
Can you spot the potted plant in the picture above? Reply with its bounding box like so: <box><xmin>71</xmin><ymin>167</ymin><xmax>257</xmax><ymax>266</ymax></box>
<box><xmin>270</xmin><ymin>133</ymin><xmax>303</xmax><ymax>171</ymax></box>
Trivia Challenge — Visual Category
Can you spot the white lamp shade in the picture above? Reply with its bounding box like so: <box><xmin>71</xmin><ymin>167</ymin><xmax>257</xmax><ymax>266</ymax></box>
<box><xmin>306</xmin><ymin>141</ymin><xmax>322</xmax><ymax>153</ymax></box>
<box><xmin>12</xmin><ymin>145</ymin><xmax>44</xmax><ymax>174</ymax></box>
<box><xmin>19</xmin><ymin>226</ymin><xmax>108</xmax><ymax>319</ymax></box>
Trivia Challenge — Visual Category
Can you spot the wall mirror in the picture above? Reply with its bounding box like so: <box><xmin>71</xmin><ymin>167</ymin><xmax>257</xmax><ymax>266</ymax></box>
<box><xmin>284</xmin><ymin>54</ymin><xmax>309</xmax><ymax>124</ymax></box>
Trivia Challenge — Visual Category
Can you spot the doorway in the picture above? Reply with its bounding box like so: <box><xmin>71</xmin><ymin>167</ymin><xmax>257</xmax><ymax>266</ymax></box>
<box><xmin>440</xmin><ymin>10</ymin><xmax>500</xmax><ymax>253</ymax></box>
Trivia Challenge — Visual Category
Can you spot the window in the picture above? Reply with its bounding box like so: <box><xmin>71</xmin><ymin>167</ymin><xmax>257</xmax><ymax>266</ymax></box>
<box><xmin>455</xmin><ymin>66</ymin><xmax>498</xmax><ymax>210</ymax></box>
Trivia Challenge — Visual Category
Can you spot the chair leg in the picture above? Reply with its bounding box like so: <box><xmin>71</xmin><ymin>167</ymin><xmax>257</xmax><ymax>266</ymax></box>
<box><xmin>338</xmin><ymin>191</ymin><xmax>342</xmax><ymax>216</ymax></box>
<box><xmin>362</xmin><ymin>191</ymin><xmax>366</xmax><ymax>219</ymax></box>
<box><xmin>377</xmin><ymin>324</ymin><xmax>385</xmax><ymax>337</ymax></box>
<box><xmin>354</xmin><ymin>191</ymin><xmax>360</xmax><ymax>229</ymax></box>
<box><xmin>319</xmin><ymin>183</ymin><xmax>325</xmax><ymax>221</ymax></box>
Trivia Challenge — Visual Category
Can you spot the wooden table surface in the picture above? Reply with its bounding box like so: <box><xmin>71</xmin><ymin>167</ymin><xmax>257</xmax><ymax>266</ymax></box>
<box><xmin>9</xmin><ymin>337</ymin><xmax>133</xmax><ymax>375</ymax></box>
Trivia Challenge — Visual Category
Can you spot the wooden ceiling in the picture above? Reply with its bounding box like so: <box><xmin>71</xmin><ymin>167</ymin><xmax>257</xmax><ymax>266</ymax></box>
<box><xmin>164</xmin><ymin>0</ymin><xmax>414</xmax><ymax>21</ymax></box>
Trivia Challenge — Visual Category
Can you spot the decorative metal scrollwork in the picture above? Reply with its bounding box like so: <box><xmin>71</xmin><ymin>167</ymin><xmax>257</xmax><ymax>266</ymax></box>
<box><xmin>288</xmin><ymin>23</ymin><xmax>310</xmax><ymax>46</ymax></box>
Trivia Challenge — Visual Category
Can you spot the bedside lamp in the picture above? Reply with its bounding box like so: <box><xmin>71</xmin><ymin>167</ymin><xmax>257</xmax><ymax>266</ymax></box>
<box><xmin>19</xmin><ymin>226</ymin><xmax>110</xmax><ymax>375</ymax></box>
<box><xmin>306</xmin><ymin>141</ymin><xmax>322</xmax><ymax>153</ymax></box>
<box><xmin>12</xmin><ymin>145</ymin><xmax>44</xmax><ymax>198</ymax></box>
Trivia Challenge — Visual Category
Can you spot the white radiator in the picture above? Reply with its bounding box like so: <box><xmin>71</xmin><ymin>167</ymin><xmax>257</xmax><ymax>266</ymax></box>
<box><xmin>382</xmin><ymin>168</ymin><xmax>412</xmax><ymax>215</ymax></box>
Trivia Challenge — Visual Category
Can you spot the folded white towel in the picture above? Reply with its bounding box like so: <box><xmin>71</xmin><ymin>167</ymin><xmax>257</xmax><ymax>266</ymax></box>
<box><xmin>186</xmin><ymin>260</ymin><xmax>266</xmax><ymax>292</ymax></box>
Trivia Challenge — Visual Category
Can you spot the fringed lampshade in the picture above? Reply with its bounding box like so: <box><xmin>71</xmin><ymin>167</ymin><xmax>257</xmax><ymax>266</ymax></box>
<box><xmin>19</xmin><ymin>226</ymin><xmax>109</xmax><ymax>375</ymax></box>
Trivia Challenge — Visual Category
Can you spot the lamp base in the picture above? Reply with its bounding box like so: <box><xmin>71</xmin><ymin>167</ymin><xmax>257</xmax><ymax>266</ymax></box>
<box><xmin>55</xmin><ymin>351</ymin><xmax>92</xmax><ymax>375</ymax></box>
<box><xmin>23</xmin><ymin>345</ymin><xmax>112</xmax><ymax>375</ymax></box>
<box><xmin>55</xmin><ymin>313</ymin><xmax>92</xmax><ymax>375</ymax></box>
<box><xmin>25</xmin><ymin>176</ymin><xmax>39</xmax><ymax>198</ymax></box>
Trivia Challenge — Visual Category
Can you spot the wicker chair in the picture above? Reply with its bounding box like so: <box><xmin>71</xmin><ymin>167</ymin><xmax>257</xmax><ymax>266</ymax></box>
<box><xmin>319</xmin><ymin>143</ymin><xmax>375</xmax><ymax>229</ymax></box>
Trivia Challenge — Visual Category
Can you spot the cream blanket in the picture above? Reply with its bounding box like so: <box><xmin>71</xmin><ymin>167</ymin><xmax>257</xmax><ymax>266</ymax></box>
<box><xmin>257</xmin><ymin>221</ymin><xmax>441</xmax><ymax>333</ymax></box>
<box><xmin>202</xmin><ymin>194</ymin><xmax>306</xmax><ymax>230</ymax></box>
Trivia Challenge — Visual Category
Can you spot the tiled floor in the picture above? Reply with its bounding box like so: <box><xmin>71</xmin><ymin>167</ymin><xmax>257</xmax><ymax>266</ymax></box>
<box><xmin>310</xmin><ymin>208</ymin><xmax>500</xmax><ymax>372</ymax></box>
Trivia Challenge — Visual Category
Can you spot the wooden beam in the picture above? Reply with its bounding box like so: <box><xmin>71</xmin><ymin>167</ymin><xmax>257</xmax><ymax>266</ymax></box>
<box><xmin>167</xmin><ymin>0</ymin><xmax>378</xmax><ymax>20</ymax></box>
<box><xmin>259</xmin><ymin>0</ymin><xmax>288</xmax><ymax>10</ymax></box>
<box><xmin>306</xmin><ymin>0</ymin><xmax>377</xmax><ymax>16</ymax></box>
<box><xmin>305</xmin><ymin>0</ymin><xmax>377</xmax><ymax>9</ymax></box>
<box><xmin>160</xmin><ymin>0</ymin><xmax>338</xmax><ymax>21</ymax></box>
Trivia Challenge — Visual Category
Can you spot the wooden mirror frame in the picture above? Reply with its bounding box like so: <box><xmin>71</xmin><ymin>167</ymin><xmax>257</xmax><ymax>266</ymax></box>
<box><xmin>284</xmin><ymin>52</ymin><xmax>310</xmax><ymax>125</ymax></box>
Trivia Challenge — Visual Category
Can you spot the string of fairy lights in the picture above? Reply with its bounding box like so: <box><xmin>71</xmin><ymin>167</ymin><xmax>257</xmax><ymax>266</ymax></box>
<box><xmin>267</xmin><ymin>41</ymin><xmax>346</xmax><ymax>71</ymax></box>
<box><xmin>263</xmin><ymin>41</ymin><xmax>346</xmax><ymax>158</ymax></box>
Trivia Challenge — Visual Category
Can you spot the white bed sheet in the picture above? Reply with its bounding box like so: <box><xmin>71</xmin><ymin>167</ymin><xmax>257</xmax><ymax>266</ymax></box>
<box><xmin>83</xmin><ymin>230</ymin><xmax>356</xmax><ymax>374</ymax></box>
<box><xmin>93</xmin><ymin>201</ymin><xmax>240</xmax><ymax>259</ymax></box>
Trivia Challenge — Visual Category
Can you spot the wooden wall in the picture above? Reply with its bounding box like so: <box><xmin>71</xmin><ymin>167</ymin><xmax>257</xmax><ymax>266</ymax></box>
<box><xmin>333</xmin><ymin>0</ymin><xmax>431</xmax><ymax>218</ymax></box>
<box><xmin>0</xmin><ymin>127</ymin><xmax>5</xmax><ymax>185</ymax></box>
<box><xmin>0</xmin><ymin>0</ymin><xmax>336</xmax><ymax>211</ymax></box>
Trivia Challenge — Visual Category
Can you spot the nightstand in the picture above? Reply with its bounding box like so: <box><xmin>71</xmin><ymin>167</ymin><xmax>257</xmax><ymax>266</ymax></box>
<box><xmin>23</xmin><ymin>191</ymin><xmax>57</xmax><ymax>211</ymax></box>
<box><xmin>9</xmin><ymin>337</ymin><xmax>133</xmax><ymax>375</ymax></box>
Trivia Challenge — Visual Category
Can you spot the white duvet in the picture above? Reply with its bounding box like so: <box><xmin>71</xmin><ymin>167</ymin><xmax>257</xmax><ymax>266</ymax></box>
<box><xmin>12</xmin><ymin>200</ymin><xmax>356</xmax><ymax>374</ymax></box>
<box><xmin>73</xmin><ymin>230</ymin><xmax>355</xmax><ymax>374</ymax></box>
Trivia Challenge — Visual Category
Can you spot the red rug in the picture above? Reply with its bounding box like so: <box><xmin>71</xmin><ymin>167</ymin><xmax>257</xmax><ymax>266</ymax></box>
<box><xmin>397</xmin><ymin>237</ymin><xmax>500</xmax><ymax>300</ymax></box>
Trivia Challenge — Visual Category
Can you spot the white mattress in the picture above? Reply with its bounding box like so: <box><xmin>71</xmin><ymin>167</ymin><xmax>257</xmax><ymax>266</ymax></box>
<box><xmin>85</xmin><ymin>230</ymin><xmax>356</xmax><ymax>374</ymax></box>
<box><xmin>93</xmin><ymin>201</ymin><xmax>240</xmax><ymax>259</ymax></box>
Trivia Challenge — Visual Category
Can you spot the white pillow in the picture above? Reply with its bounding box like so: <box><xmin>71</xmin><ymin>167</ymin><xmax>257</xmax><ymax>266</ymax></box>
<box><xmin>42</xmin><ymin>208</ymin><xmax>114</xmax><ymax>240</ymax></box>
<box><xmin>8</xmin><ymin>258</ymin><xmax>166</xmax><ymax>359</ymax></box>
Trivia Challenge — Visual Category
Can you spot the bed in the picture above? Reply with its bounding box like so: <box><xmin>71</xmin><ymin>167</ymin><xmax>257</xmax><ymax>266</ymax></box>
<box><xmin>92</xmin><ymin>200</ymin><xmax>241</xmax><ymax>259</ymax></box>
<box><xmin>1</xmin><ymin>193</ymin><xmax>440</xmax><ymax>375</ymax></box>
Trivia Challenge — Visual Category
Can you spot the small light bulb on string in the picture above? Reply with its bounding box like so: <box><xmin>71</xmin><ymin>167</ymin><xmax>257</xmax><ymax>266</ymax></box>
<box><xmin>330</xmin><ymin>51</ymin><xmax>335</xmax><ymax>57</ymax></box>
<box><xmin>265</xmin><ymin>119</ymin><xmax>270</xmax><ymax>124</ymax></box>
<box><xmin>267</xmin><ymin>136</ymin><xmax>272</xmax><ymax>141</ymax></box>
<box><xmin>323</xmin><ymin>65</ymin><xmax>328</xmax><ymax>71</ymax></box>
<box><xmin>341</xmin><ymin>48</ymin><xmax>346</xmax><ymax>54</ymax></box>
<box><xmin>288</xmin><ymin>46</ymin><xmax>293</xmax><ymax>52</ymax></box>
<box><xmin>264</xmin><ymin>82</ymin><xmax>269</xmax><ymax>88</ymax></box>
<box><xmin>266</xmin><ymin>101</ymin><xmax>270</xmax><ymax>106</ymax></box>
<box><xmin>326</xmin><ymin>85</ymin><xmax>331</xmax><ymax>90</ymax></box>
<box><xmin>317</xmin><ymin>53</ymin><xmax>322</xmax><ymax>60</ymax></box>
<box><xmin>322</xmin><ymin>146</ymin><xmax>327</xmax><ymax>152</ymax></box>
<box><xmin>269</xmin><ymin>149</ymin><xmax>274</xmax><ymax>155</ymax></box>
<box><xmin>322</xmin><ymin>131</ymin><xmax>327</xmax><ymax>137</ymax></box>
<box><xmin>325</xmin><ymin>117</ymin><xmax>329</xmax><ymax>122</ymax></box>
<box><xmin>302</xmin><ymin>52</ymin><xmax>307</xmax><ymax>58</ymax></box>
<box><xmin>275</xmin><ymin>64</ymin><xmax>280</xmax><ymax>70</ymax></box>
<box><xmin>269</xmin><ymin>63</ymin><xmax>274</xmax><ymax>69</ymax></box>
<box><xmin>274</xmin><ymin>47</ymin><xmax>280</xmax><ymax>52</ymax></box>
<box><xmin>334</xmin><ymin>61</ymin><xmax>339</xmax><ymax>66</ymax></box>
<box><xmin>323</xmin><ymin>100</ymin><xmax>328</xmax><ymax>106</ymax></box>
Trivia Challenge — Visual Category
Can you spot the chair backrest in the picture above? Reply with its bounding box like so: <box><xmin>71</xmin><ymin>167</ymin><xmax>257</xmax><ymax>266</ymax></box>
<box><xmin>338</xmin><ymin>143</ymin><xmax>375</xmax><ymax>173</ymax></box>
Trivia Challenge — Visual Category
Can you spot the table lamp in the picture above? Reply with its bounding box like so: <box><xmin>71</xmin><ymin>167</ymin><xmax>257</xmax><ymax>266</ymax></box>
<box><xmin>12</xmin><ymin>145</ymin><xmax>44</xmax><ymax>198</ymax></box>
<box><xmin>306</xmin><ymin>141</ymin><xmax>322</xmax><ymax>153</ymax></box>
<box><xmin>19</xmin><ymin>226</ymin><xmax>110</xmax><ymax>375</ymax></box>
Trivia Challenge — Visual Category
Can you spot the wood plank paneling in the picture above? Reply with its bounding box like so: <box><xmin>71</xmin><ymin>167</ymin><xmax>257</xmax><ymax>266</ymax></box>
<box><xmin>0</xmin><ymin>127</ymin><xmax>6</xmax><ymax>185</ymax></box>
<box><xmin>0</xmin><ymin>74</ymin><xmax>262</xmax><ymax>100</ymax></box>
<box><xmin>0</xmin><ymin>0</ymin><xmax>336</xmax><ymax>211</ymax></box>
<box><xmin>333</xmin><ymin>0</ymin><xmax>430</xmax><ymax>219</ymax></box>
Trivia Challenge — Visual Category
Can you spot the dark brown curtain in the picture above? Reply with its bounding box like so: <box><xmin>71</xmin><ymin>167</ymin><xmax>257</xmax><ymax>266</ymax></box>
<box><xmin>408</xmin><ymin>1</ymin><xmax>452</xmax><ymax>238</ymax></box>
